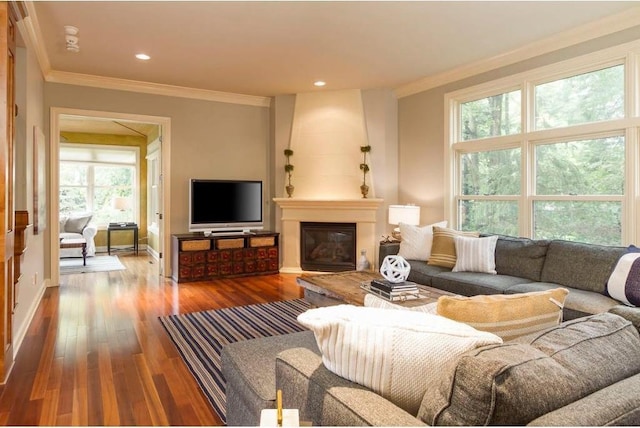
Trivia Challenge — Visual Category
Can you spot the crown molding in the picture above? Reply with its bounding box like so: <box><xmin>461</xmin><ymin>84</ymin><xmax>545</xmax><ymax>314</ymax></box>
<box><xmin>21</xmin><ymin>2</ymin><xmax>51</xmax><ymax>77</ymax></box>
<box><xmin>394</xmin><ymin>6</ymin><xmax>640</xmax><ymax>98</ymax></box>
<box><xmin>45</xmin><ymin>70</ymin><xmax>272</xmax><ymax>107</ymax></box>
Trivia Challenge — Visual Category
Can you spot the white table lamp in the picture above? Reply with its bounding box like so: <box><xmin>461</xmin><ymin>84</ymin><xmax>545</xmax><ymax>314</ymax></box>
<box><xmin>388</xmin><ymin>204</ymin><xmax>420</xmax><ymax>240</ymax></box>
<box><xmin>112</xmin><ymin>196</ymin><xmax>131</xmax><ymax>222</ymax></box>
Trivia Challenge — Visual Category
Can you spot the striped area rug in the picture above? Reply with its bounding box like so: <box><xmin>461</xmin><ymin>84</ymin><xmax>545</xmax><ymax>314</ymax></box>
<box><xmin>159</xmin><ymin>299</ymin><xmax>312</xmax><ymax>423</ymax></box>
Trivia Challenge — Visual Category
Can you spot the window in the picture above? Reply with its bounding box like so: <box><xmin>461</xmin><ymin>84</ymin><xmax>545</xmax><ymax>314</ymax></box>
<box><xmin>459</xmin><ymin>148</ymin><xmax>521</xmax><ymax>236</ymax></box>
<box><xmin>460</xmin><ymin>90</ymin><xmax>521</xmax><ymax>140</ymax></box>
<box><xmin>59</xmin><ymin>144</ymin><xmax>139</xmax><ymax>226</ymax></box>
<box><xmin>446</xmin><ymin>46</ymin><xmax>638</xmax><ymax>245</ymax></box>
<box><xmin>534</xmin><ymin>65</ymin><xmax>624</xmax><ymax>130</ymax></box>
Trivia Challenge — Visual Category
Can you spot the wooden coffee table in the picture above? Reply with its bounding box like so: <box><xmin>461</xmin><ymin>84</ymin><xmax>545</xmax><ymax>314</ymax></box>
<box><xmin>60</xmin><ymin>237</ymin><xmax>87</xmax><ymax>266</ymax></box>
<box><xmin>296</xmin><ymin>270</ymin><xmax>453</xmax><ymax>307</ymax></box>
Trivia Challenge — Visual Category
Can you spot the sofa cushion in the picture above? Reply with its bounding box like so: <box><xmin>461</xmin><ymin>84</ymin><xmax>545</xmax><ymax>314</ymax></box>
<box><xmin>398</xmin><ymin>220</ymin><xmax>447</xmax><ymax>261</ymax></box>
<box><xmin>418</xmin><ymin>312</ymin><xmax>640</xmax><ymax>426</ymax></box>
<box><xmin>222</xmin><ymin>331</ymin><xmax>319</xmax><ymax>426</ymax></box>
<box><xmin>64</xmin><ymin>213</ymin><xmax>93</xmax><ymax>233</ymax></box>
<box><xmin>609</xmin><ymin>305</ymin><xmax>640</xmax><ymax>334</ymax></box>
<box><xmin>406</xmin><ymin>261</ymin><xmax>450</xmax><ymax>286</ymax></box>
<box><xmin>540</xmin><ymin>240</ymin><xmax>625</xmax><ymax>293</ymax></box>
<box><xmin>297</xmin><ymin>305</ymin><xmax>502</xmax><ymax>416</ymax></box>
<box><xmin>436</xmin><ymin>288</ymin><xmax>568</xmax><ymax>340</ymax></box>
<box><xmin>494</xmin><ymin>236</ymin><xmax>550</xmax><ymax>282</ymax></box>
<box><xmin>452</xmin><ymin>235</ymin><xmax>498</xmax><ymax>274</ymax></box>
<box><xmin>507</xmin><ymin>282</ymin><xmax>620</xmax><ymax>320</ymax></box>
<box><xmin>428</xmin><ymin>227</ymin><xmax>479</xmax><ymax>268</ymax></box>
<box><xmin>527</xmin><ymin>373</ymin><xmax>640</xmax><ymax>426</ymax></box>
<box><xmin>431</xmin><ymin>271</ymin><xmax>529</xmax><ymax>296</ymax></box>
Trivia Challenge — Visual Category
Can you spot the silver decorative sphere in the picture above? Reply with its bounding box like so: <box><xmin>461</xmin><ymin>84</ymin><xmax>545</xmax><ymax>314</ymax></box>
<box><xmin>380</xmin><ymin>255</ymin><xmax>411</xmax><ymax>283</ymax></box>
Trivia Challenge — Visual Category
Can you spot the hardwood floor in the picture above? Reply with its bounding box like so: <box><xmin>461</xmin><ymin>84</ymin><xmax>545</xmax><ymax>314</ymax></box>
<box><xmin>0</xmin><ymin>254</ymin><xmax>304</xmax><ymax>425</ymax></box>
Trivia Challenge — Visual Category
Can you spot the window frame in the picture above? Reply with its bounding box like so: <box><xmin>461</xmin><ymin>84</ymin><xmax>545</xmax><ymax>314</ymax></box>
<box><xmin>59</xmin><ymin>143</ymin><xmax>140</xmax><ymax>228</ymax></box>
<box><xmin>445</xmin><ymin>40</ymin><xmax>640</xmax><ymax>245</ymax></box>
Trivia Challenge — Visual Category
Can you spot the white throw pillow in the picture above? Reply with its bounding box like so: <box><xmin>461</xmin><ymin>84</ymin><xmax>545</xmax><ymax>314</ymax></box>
<box><xmin>297</xmin><ymin>305</ymin><xmax>502</xmax><ymax>416</ymax></box>
<box><xmin>364</xmin><ymin>293</ymin><xmax>437</xmax><ymax>314</ymax></box>
<box><xmin>452</xmin><ymin>235</ymin><xmax>498</xmax><ymax>274</ymax></box>
<box><xmin>398</xmin><ymin>220</ymin><xmax>448</xmax><ymax>261</ymax></box>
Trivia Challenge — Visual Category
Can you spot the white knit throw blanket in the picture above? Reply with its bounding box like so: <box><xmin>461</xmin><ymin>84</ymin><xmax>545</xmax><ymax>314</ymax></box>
<box><xmin>297</xmin><ymin>305</ymin><xmax>502</xmax><ymax>415</ymax></box>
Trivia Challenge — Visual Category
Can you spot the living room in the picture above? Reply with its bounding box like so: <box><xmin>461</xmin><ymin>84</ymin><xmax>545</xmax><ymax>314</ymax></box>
<box><xmin>2</xmin><ymin>1</ymin><xmax>640</xmax><ymax>425</ymax></box>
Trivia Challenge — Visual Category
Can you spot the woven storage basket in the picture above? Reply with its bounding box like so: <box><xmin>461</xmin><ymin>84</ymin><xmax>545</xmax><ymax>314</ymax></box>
<box><xmin>250</xmin><ymin>236</ymin><xmax>275</xmax><ymax>247</ymax></box>
<box><xmin>217</xmin><ymin>238</ymin><xmax>245</xmax><ymax>249</ymax></box>
<box><xmin>181</xmin><ymin>240</ymin><xmax>211</xmax><ymax>251</ymax></box>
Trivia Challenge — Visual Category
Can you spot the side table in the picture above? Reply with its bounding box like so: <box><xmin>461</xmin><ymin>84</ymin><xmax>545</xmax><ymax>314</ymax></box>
<box><xmin>107</xmin><ymin>223</ymin><xmax>139</xmax><ymax>255</ymax></box>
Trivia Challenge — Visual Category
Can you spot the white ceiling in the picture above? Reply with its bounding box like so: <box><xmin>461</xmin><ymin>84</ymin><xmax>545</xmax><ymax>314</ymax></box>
<box><xmin>31</xmin><ymin>1</ymin><xmax>640</xmax><ymax>99</ymax></box>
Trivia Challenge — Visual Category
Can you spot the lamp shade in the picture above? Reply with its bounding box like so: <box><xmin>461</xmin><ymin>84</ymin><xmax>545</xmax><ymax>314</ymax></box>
<box><xmin>388</xmin><ymin>205</ymin><xmax>420</xmax><ymax>226</ymax></box>
<box><xmin>112</xmin><ymin>196</ymin><xmax>131</xmax><ymax>211</ymax></box>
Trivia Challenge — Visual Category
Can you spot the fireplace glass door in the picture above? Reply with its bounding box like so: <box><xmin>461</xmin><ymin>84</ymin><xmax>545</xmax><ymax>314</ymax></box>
<box><xmin>300</xmin><ymin>222</ymin><xmax>356</xmax><ymax>272</ymax></box>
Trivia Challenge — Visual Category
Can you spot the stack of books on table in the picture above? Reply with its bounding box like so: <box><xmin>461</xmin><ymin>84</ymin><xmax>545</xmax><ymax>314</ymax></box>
<box><xmin>367</xmin><ymin>279</ymin><xmax>421</xmax><ymax>301</ymax></box>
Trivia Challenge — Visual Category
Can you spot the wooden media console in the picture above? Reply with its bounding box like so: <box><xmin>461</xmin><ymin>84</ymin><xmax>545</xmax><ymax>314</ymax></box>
<box><xmin>171</xmin><ymin>232</ymin><xmax>279</xmax><ymax>283</ymax></box>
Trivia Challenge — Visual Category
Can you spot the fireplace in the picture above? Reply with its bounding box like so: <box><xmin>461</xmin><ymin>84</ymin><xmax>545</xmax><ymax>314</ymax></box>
<box><xmin>300</xmin><ymin>222</ymin><xmax>356</xmax><ymax>272</ymax></box>
<box><xmin>273</xmin><ymin>198</ymin><xmax>383</xmax><ymax>273</ymax></box>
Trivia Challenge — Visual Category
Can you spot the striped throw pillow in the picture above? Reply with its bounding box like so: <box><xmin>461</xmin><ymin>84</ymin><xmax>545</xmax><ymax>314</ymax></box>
<box><xmin>607</xmin><ymin>248</ymin><xmax>640</xmax><ymax>306</ymax></box>
<box><xmin>452</xmin><ymin>235</ymin><xmax>498</xmax><ymax>274</ymax></box>
<box><xmin>427</xmin><ymin>226</ymin><xmax>479</xmax><ymax>268</ymax></box>
<box><xmin>436</xmin><ymin>288</ymin><xmax>569</xmax><ymax>341</ymax></box>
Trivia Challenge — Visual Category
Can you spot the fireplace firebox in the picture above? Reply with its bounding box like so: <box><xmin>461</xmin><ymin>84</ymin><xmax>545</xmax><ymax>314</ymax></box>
<box><xmin>300</xmin><ymin>222</ymin><xmax>356</xmax><ymax>272</ymax></box>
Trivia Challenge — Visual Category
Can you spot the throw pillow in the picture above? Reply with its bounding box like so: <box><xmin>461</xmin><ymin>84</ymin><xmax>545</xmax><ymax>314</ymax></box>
<box><xmin>64</xmin><ymin>213</ymin><xmax>93</xmax><ymax>234</ymax></box>
<box><xmin>59</xmin><ymin>216</ymin><xmax>68</xmax><ymax>232</ymax></box>
<box><xmin>452</xmin><ymin>235</ymin><xmax>499</xmax><ymax>274</ymax></box>
<box><xmin>606</xmin><ymin>245</ymin><xmax>640</xmax><ymax>306</ymax></box>
<box><xmin>364</xmin><ymin>293</ymin><xmax>438</xmax><ymax>314</ymax></box>
<box><xmin>297</xmin><ymin>305</ymin><xmax>502</xmax><ymax>416</ymax></box>
<box><xmin>397</xmin><ymin>220</ymin><xmax>447</xmax><ymax>260</ymax></box>
<box><xmin>427</xmin><ymin>226</ymin><xmax>479</xmax><ymax>268</ymax></box>
<box><xmin>436</xmin><ymin>288</ymin><xmax>569</xmax><ymax>341</ymax></box>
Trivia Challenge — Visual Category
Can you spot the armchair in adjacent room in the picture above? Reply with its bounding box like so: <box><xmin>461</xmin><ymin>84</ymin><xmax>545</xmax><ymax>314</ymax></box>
<box><xmin>59</xmin><ymin>213</ymin><xmax>97</xmax><ymax>258</ymax></box>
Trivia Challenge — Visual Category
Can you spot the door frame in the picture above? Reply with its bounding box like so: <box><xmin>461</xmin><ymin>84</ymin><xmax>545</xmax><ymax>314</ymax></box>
<box><xmin>50</xmin><ymin>107</ymin><xmax>172</xmax><ymax>285</ymax></box>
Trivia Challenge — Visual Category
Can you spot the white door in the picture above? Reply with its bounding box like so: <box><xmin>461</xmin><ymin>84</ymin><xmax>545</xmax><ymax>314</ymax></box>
<box><xmin>147</xmin><ymin>136</ymin><xmax>163</xmax><ymax>276</ymax></box>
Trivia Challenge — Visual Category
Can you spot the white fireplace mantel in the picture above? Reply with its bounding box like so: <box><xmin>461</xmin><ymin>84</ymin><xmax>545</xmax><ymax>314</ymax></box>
<box><xmin>274</xmin><ymin>198</ymin><xmax>384</xmax><ymax>273</ymax></box>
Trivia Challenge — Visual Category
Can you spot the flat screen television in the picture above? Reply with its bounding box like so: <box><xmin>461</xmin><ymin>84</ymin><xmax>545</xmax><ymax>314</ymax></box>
<box><xmin>189</xmin><ymin>179</ymin><xmax>263</xmax><ymax>235</ymax></box>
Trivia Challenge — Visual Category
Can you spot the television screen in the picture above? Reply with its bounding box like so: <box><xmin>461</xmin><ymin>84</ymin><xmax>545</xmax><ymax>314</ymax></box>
<box><xmin>189</xmin><ymin>179</ymin><xmax>263</xmax><ymax>233</ymax></box>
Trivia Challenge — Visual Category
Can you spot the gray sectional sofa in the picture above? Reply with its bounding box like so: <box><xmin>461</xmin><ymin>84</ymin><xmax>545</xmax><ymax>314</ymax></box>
<box><xmin>221</xmin><ymin>236</ymin><xmax>640</xmax><ymax>426</ymax></box>
<box><xmin>223</xmin><ymin>310</ymin><xmax>640</xmax><ymax>426</ymax></box>
<box><xmin>380</xmin><ymin>235</ymin><xmax>626</xmax><ymax>320</ymax></box>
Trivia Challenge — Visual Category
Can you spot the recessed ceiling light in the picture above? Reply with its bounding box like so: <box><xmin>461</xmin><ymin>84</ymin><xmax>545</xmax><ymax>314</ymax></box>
<box><xmin>135</xmin><ymin>53</ymin><xmax>151</xmax><ymax>61</ymax></box>
<box><xmin>314</xmin><ymin>80</ymin><xmax>326</xmax><ymax>87</ymax></box>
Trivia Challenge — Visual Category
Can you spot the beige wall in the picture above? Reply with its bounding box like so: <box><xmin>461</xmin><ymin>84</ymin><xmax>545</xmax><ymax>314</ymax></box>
<box><xmin>44</xmin><ymin>83</ymin><xmax>271</xmax><ymax>270</ymax></box>
<box><xmin>398</xmin><ymin>25</ymin><xmax>640</xmax><ymax>226</ymax></box>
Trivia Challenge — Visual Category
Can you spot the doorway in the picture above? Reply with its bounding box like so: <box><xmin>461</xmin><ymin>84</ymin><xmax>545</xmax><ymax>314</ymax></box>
<box><xmin>50</xmin><ymin>108</ymin><xmax>171</xmax><ymax>286</ymax></box>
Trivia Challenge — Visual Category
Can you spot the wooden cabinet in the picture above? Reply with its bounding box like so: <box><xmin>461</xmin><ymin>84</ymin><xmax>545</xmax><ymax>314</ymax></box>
<box><xmin>171</xmin><ymin>232</ymin><xmax>279</xmax><ymax>282</ymax></box>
